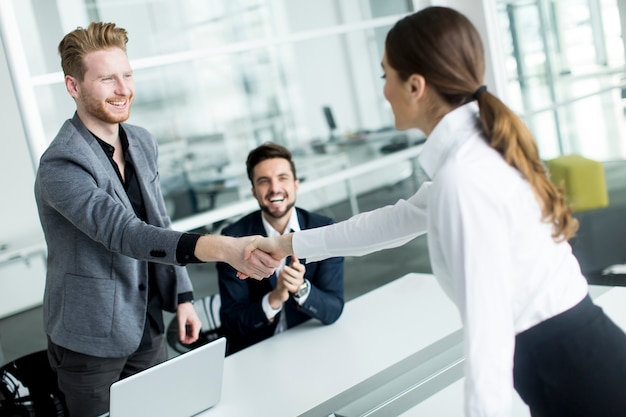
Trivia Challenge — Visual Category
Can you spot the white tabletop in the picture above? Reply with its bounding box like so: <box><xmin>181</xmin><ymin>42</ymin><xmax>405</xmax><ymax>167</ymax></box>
<box><xmin>181</xmin><ymin>274</ymin><xmax>626</xmax><ymax>417</ymax></box>
<box><xmin>592</xmin><ymin>285</ymin><xmax>626</xmax><ymax>329</ymax></box>
<box><xmin>402</xmin><ymin>284</ymin><xmax>626</xmax><ymax>417</ymax></box>
<box><xmin>199</xmin><ymin>272</ymin><xmax>462</xmax><ymax>416</ymax></box>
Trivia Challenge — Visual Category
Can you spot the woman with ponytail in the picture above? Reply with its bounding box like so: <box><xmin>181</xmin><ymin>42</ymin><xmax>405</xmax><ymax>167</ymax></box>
<box><xmin>249</xmin><ymin>6</ymin><xmax>626</xmax><ymax>416</ymax></box>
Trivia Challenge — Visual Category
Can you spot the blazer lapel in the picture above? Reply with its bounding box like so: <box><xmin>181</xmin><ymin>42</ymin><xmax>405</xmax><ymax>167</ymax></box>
<box><xmin>70</xmin><ymin>114</ymin><xmax>133</xmax><ymax>211</ymax></box>
<box><xmin>250</xmin><ymin>212</ymin><xmax>267</xmax><ymax>236</ymax></box>
<box><xmin>125</xmin><ymin>129</ymin><xmax>160</xmax><ymax>225</ymax></box>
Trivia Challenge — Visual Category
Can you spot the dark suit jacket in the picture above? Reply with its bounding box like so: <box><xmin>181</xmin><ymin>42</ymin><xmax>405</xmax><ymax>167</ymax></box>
<box><xmin>34</xmin><ymin>113</ymin><xmax>193</xmax><ymax>357</ymax></box>
<box><xmin>217</xmin><ymin>208</ymin><xmax>344</xmax><ymax>354</ymax></box>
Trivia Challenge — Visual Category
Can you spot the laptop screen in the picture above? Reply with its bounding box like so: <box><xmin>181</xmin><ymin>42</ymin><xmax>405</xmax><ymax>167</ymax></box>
<box><xmin>109</xmin><ymin>337</ymin><xmax>226</xmax><ymax>417</ymax></box>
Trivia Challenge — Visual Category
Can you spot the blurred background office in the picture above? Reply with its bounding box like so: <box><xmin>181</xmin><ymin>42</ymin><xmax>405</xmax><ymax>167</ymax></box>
<box><xmin>1</xmin><ymin>0</ymin><xmax>626</xmax><ymax>364</ymax></box>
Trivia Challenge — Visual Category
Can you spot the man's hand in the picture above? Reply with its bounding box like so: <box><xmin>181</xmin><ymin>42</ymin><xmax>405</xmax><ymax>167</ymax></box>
<box><xmin>268</xmin><ymin>257</ymin><xmax>306</xmax><ymax>309</ymax></box>
<box><xmin>278</xmin><ymin>257</ymin><xmax>306</xmax><ymax>295</ymax></box>
<box><xmin>268</xmin><ymin>280</ymin><xmax>290</xmax><ymax>309</ymax></box>
<box><xmin>195</xmin><ymin>235</ymin><xmax>279</xmax><ymax>280</ymax></box>
<box><xmin>176</xmin><ymin>301</ymin><xmax>202</xmax><ymax>345</ymax></box>
<box><xmin>237</xmin><ymin>235</ymin><xmax>294</xmax><ymax>280</ymax></box>
<box><xmin>245</xmin><ymin>234</ymin><xmax>294</xmax><ymax>263</ymax></box>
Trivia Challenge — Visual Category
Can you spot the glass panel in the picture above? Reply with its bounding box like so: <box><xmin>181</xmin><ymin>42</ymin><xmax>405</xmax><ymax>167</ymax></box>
<box><xmin>16</xmin><ymin>0</ymin><xmax>411</xmax><ymax>75</ymax></box>
<box><xmin>7</xmin><ymin>0</ymin><xmax>415</xmax><ymax>220</ymax></box>
<box><xmin>21</xmin><ymin>0</ymin><xmax>411</xmax><ymax>139</ymax></box>
<box><xmin>496</xmin><ymin>0</ymin><xmax>626</xmax><ymax>161</ymax></box>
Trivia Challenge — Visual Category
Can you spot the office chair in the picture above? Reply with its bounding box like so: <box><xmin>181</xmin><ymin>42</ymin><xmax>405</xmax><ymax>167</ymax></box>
<box><xmin>0</xmin><ymin>350</ymin><xmax>67</xmax><ymax>416</ymax></box>
<box><xmin>570</xmin><ymin>204</ymin><xmax>626</xmax><ymax>286</ymax></box>
<box><xmin>166</xmin><ymin>294</ymin><xmax>224</xmax><ymax>354</ymax></box>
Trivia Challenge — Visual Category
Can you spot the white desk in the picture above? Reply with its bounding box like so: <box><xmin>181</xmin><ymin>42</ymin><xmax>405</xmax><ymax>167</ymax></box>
<box><xmin>157</xmin><ymin>273</ymin><xmax>626</xmax><ymax>416</ymax></box>
<box><xmin>199</xmin><ymin>273</ymin><xmax>462</xmax><ymax>416</ymax></box>
<box><xmin>403</xmin><ymin>284</ymin><xmax>626</xmax><ymax>417</ymax></box>
<box><xmin>0</xmin><ymin>238</ymin><xmax>46</xmax><ymax>318</ymax></box>
<box><xmin>196</xmin><ymin>274</ymin><xmax>626</xmax><ymax>416</ymax></box>
<box><xmin>592</xmin><ymin>284</ymin><xmax>626</xmax><ymax>330</ymax></box>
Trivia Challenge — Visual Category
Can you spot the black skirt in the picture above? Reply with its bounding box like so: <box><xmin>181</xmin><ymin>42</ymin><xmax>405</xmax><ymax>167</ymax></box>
<box><xmin>513</xmin><ymin>294</ymin><xmax>626</xmax><ymax>417</ymax></box>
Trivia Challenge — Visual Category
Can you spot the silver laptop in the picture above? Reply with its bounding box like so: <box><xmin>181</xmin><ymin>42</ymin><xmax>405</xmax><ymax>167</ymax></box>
<box><xmin>109</xmin><ymin>337</ymin><xmax>226</xmax><ymax>417</ymax></box>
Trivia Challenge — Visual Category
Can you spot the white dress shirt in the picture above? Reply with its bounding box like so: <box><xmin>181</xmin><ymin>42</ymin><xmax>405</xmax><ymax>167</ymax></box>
<box><xmin>292</xmin><ymin>103</ymin><xmax>588</xmax><ymax>416</ymax></box>
<box><xmin>260</xmin><ymin>208</ymin><xmax>304</xmax><ymax>334</ymax></box>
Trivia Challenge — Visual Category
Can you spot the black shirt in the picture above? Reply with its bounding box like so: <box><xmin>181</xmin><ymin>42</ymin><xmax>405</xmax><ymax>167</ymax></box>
<box><xmin>93</xmin><ymin>126</ymin><xmax>200</xmax><ymax>350</ymax></box>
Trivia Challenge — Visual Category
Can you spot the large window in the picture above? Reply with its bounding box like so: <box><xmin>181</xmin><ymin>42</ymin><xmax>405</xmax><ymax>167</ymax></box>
<box><xmin>10</xmin><ymin>0</ymin><xmax>623</xmax><ymax>220</ymax></box>
<box><xmin>496</xmin><ymin>0</ymin><xmax>626</xmax><ymax>160</ymax></box>
<box><xmin>2</xmin><ymin>0</ymin><xmax>422</xmax><ymax>219</ymax></box>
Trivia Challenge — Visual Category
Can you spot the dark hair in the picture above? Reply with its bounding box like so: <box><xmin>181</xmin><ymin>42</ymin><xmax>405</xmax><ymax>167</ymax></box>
<box><xmin>58</xmin><ymin>22</ymin><xmax>128</xmax><ymax>81</ymax></box>
<box><xmin>385</xmin><ymin>6</ymin><xmax>577</xmax><ymax>241</ymax></box>
<box><xmin>246</xmin><ymin>142</ymin><xmax>297</xmax><ymax>183</ymax></box>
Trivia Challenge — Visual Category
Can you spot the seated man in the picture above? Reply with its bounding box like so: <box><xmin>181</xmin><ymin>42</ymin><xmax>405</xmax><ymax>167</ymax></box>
<box><xmin>217</xmin><ymin>142</ymin><xmax>345</xmax><ymax>354</ymax></box>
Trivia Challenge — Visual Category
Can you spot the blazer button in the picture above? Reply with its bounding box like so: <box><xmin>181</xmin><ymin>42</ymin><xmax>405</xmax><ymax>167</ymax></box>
<box><xmin>138</xmin><ymin>284</ymin><xmax>146</xmax><ymax>291</ymax></box>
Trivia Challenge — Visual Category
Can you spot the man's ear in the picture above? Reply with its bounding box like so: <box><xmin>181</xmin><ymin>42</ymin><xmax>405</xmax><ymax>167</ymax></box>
<box><xmin>407</xmin><ymin>74</ymin><xmax>426</xmax><ymax>100</ymax></box>
<box><xmin>65</xmin><ymin>75</ymin><xmax>80</xmax><ymax>99</ymax></box>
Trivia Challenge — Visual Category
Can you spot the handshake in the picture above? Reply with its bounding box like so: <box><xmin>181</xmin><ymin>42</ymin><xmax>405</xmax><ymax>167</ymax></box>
<box><xmin>194</xmin><ymin>233</ymin><xmax>295</xmax><ymax>280</ymax></box>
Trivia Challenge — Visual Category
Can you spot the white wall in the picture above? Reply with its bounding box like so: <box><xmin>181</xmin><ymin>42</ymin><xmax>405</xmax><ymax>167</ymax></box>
<box><xmin>0</xmin><ymin>36</ymin><xmax>43</xmax><ymax>245</ymax></box>
<box><xmin>0</xmin><ymin>33</ymin><xmax>47</xmax><ymax>318</ymax></box>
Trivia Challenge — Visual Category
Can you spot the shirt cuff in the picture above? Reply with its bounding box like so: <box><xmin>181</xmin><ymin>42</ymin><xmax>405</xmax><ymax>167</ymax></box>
<box><xmin>177</xmin><ymin>291</ymin><xmax>194</xmax><ymax>305</ymax></box>
<box><xmin>262</xmin><ymin>293</ymin><xmax>282</xmax><ymax>320</ymax></box>
<box><xmin>176</xmin><ymin>233</ymin><xmax>202</xmax><ymax>265</ymax></box>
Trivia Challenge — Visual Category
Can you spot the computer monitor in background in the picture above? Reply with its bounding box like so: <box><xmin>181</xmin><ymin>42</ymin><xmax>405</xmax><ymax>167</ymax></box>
<box><xmin>322</xmin><ymin>105</ymin><xmax>337</xmax><ymax>140</ymax></box>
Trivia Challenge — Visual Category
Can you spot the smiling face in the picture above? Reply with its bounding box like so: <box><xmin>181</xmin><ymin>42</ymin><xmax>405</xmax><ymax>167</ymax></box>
<box><xmin>251</xmin><ymin>157</ymin><xmax>299</xmax><ymax>226</ymax></box>
<box><xmin>66</xmin><ymin>47</ymin><xmax>135</xmax><ymax>131</ymax></box>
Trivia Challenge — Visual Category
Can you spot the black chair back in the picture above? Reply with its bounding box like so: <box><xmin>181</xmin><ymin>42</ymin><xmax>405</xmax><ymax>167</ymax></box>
<box><xmin>0</xmin><ymin>350</ymin><xmax>67</xmax><ymax>416</ymax></box>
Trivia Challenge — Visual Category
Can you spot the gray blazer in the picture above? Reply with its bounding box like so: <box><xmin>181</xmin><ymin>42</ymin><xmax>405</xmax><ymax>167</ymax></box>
<box><xmin>35</xmin><ymin>113</ymin><xmax>193</xmax><ymax>358</ymax></box>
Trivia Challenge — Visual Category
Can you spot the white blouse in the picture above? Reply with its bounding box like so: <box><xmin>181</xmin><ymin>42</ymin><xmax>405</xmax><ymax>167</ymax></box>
<box><xmin>292</xmin><ymin>103</ymin><xmax>588</xmax><ymax>416</ymax></box>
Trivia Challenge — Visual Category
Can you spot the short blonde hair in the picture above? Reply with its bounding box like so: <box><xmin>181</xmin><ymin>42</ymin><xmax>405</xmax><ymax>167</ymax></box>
<box><xmin>58</xmin><ymin>22</ymin><xmax>128</xmax><ymax>81</ymax></box>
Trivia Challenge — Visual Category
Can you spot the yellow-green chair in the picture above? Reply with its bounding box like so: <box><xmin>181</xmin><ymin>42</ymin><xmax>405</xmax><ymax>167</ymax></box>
<box><xmin>546</xmin><ymin>154</ymin><xmax>609</xmax><ymax>212</ymax></box>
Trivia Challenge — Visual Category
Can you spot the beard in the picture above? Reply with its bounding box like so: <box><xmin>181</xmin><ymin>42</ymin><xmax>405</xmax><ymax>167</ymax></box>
<box><xmin>81</xmin><ymin>90</ymin><xmax>133</xmax><ymax>124</ymax></box>
<box><xmin>259</xmin><ymin>199</ymin><xmax>296</xmax><ymax>220</ymax></box>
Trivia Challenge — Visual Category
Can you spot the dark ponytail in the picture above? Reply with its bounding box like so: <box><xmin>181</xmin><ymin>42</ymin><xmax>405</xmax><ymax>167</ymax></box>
<box><xmin>475</xmin><ymin>91</ymin><xmax>577</xmax><ymax>240</ymax></box>
<box><xmin>386</xmin><ymin>7</ymin><xmax>577</xmax><ymax>240</ymax></box>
